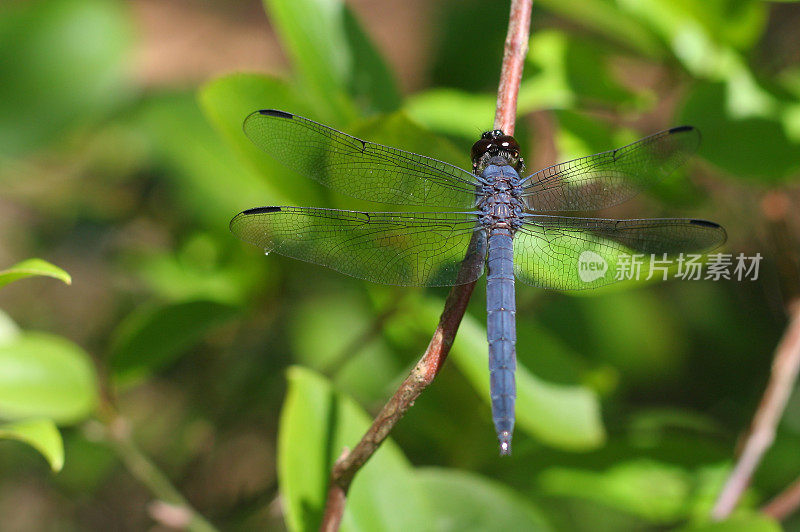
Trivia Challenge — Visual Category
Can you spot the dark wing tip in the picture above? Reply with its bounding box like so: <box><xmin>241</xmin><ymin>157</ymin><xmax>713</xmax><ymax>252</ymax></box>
<box><xmin>241</xmin><ymin>206</ymin><xmax>282</xmax><ymax>215</ymax></box>
<box><xmin>690</xmin><ymin>219</ymin><xmax>728</xmax><ymax>248</ymax></box>
<box><xmin>229</xmin><ymin>206</ymin><xmax>282</xmax><ymax>232</ymax></box>
<box><xmin>669</xmin><ymin>125</ymin><xmax>695</xmax><ymax>134</ymax></box>
<box><xmin>689</xmin><ymin>219</ymin><xmax>719</xmax><ymax>229</ymax></box>
<box><xmin>258</xmin><ymin>109</ymin><xmax>294</xmax><ymax>119</ymax></box>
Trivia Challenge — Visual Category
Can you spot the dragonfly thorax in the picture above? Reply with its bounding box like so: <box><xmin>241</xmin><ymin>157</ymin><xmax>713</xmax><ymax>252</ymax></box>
<box><xmin>477</xmin><ymin>161</ymin><xmax>524</xmax><ymax>232</ymax></box>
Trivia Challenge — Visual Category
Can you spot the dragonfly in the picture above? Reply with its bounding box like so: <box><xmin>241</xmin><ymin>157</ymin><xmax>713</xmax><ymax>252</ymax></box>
<box><xmin>230</xmin><ymin>109</ymin><xmax>726</xmax><ymax>455</ymax></box>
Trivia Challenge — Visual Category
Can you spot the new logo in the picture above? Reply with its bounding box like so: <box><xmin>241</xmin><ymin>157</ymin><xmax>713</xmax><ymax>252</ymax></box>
<box><xmin>578</xmin><ymin>251</ymin><xmax>608</xmax><ymax>283</ymax></box>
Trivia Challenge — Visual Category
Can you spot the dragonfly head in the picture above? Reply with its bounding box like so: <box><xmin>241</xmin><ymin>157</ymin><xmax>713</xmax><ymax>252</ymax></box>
<box><xmin>471</xmin><ymin>130</ymin><xmax>524</xmax><ymax>174</ymax></box>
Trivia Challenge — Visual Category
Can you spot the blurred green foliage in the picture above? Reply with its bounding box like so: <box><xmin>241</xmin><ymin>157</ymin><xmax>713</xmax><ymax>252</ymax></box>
<box><xmin>1</xmin><ymin>0</ymin><xmax>799</xmax><ymax>530</ymax></box>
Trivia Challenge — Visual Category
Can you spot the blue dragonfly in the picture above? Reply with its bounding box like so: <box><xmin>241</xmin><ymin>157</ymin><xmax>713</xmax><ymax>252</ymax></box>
<box><xmin>230</xmin><ymin>110</ymin><xmax>726</xmax><ymax>455</ymax></box>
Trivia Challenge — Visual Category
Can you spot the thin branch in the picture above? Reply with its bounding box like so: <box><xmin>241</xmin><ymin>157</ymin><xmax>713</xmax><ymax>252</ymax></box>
<box><xmin>711</xmin><ymin>299</ymin><xmax>800</xmax><ymax>520</ymax></box>
<box><xmin>319</xmin><ymin>2</ymin><xmax>533</xmax><ymax>530</ymax></box>
<box><xmin>89</xmin><ymin>386</ymin><xmax>218</xmax><ymax>532</ymax></box>
<box><xmin>494</xmin><ymin>0</ymin><xmax>532</xmax><ymax>134</ymax></box>
<box><xmin>99</xmin><ymin>416</ymin><xmax>219</xmax><ymax>532</ymax></box>
<box><xmin>763</xmin><ymin>475</ymin><xmax>800</xmax><ymax>521</ymax></box>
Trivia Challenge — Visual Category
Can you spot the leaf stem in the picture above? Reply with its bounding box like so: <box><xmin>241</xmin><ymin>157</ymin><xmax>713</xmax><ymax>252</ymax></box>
<box><xmin>711</xmin><ymin>299</ymin><xmax>800</xmax><ymax>520</ymax></box>
<box><xmin>91</xmin><ymin>381</ymin><xmax>218</xmax><ymax>532</ymax></box>
<box><xmin>100</xmin><ymin>416</ymin><xmax>219</xmax><ymax>532</ymax></box>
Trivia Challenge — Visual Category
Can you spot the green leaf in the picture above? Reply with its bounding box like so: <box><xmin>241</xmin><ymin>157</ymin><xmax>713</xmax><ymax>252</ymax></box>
<box><xmin>0</xmin><ymin>258</ymin><xmax>71</xmax><ymax>288</ymax></box>
<box><xmin>426</xmin><ymin>1</ymin><xmax>506</xmax><ymax>92</ymax></box>
<box><xmin>0</xmin><ymin>309</ymin><xmax>21</xmax><ymax>345</ymax></box>
<box><xmin>0</xmin><ymin>418</ymin><xmax>64</xmax><ymax>471</ymax></box>
<box><xmin>341</xmin><ymin>7</ymin><xmax>401</xmax><ymax>113</ymax></box>
<box><xmin>131</xmin><ymin>233</ymin><xmax>262</xmax><ymax>306</ymax></box>
<box><xmin>287</xmin><ymin>292</ymin><xmax>400</xmax><ymax>404</ymax></box>
<box><xmin>261</xmin><ymin>0</ymin><xmax>399</xmax><ymax>116</ymax></box>
<box><xmin>617</xmin><ymin>0</ymin><xmax>767</xmax><ymax>55</ymax></box>
<box><xmin>417</xmin><ymin>468</ymin><xmax>553</xmax><ymax>531</ymax></box>
<box><xmin>680</xmin><ymin>82</ymin><xmax>800</xmax><ymax>182</ymax></box>
<box><xmin>109</xmin><ymin>300</ymin><xmax>238</xmax><ymax>385</ymax></box>
<box><xmin>262</xmin><ymin>0</ymin><xmax>357</xmax><ymax>122</ymax></box>
<box><xmin>198</xmin><ymin>73</ymin><xmax>323</xmax><ymax>205</ymax></box>
<box><xmin>0</xmin><ymin>332</ymin><xmax>97</xmax><ymax>424</ymax></box>
<box><xmin>535</xmin><ymin>0</ymin><xmax>665</xmax><ymax>58</ymax></box>
<box><xmin>0</xmin><ymin>0</ymin><xmax>133</xmax><ymax>155</ymax></box>
<box><xmin>676</xmin><ymin>515</ymin><xmax>782</xmax><ymax>532</ymax></box>
<box><xmin>278</xmin><ymin>366</ymin><xmax>431</xmax><ymax>532</ymax></box>
<box><xmin>522</xmin><ymin>32</ymin><xmax>644</xmax><ymax>114</ymax></box>
<box><xmin>416</xmin><ymin>297</ymin><xmax>605</xmax><ymax>450</ymax></box>
<box><xmin>577</xmin><ymin>290</ymin><xmax>684</xmax><ymax>384</ymax></box>
<box><xmin>132</xmin><ymin>91</ymin><xmax>281</xmax><ymax>230</ymax></box>
<box><xmin>405</xmin><ymin>89</ymin><xmax>497</xmax><ymax>140</ymax></box>
<box><xmin>539</xmin><ymin>460</ymin><xmax>692</xmax><ymax>522</ymax></box>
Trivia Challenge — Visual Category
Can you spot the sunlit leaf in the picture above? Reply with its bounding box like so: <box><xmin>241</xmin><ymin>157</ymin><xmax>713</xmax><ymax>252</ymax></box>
<box><xmin>0</xmin><ymin>418</ymin><xmax>63</xmax><ymax>471</ymax></box>
<box><xmin>535</xmin><ymin>0</ymin><xmax>664</xmax><ymax>57</ymax></box>
<box><xmin>616</xmin><ymin>0</ymin><xmax>766</xmax><ymax>53</ymax></box>
<box><xmin>0</xmin><ymin>332</ymin><xmax>97</xmax><ymax>424</ymax></box>
<box><xmin>109</xmin><ymin>300</ymin><xmax>238</xmax><ymax>385</ymax></box>
<box><xmin>523</xmin><ymin>32</ymin><xmax>644</xmax><ymax>114</ymax></box>
<box><xmin>0</xmin><ymin>258</ymin><xmax>71</xmax><ymax>289</ymax></box>
<box><xmin>261</xmin><ymin>0</ymin><xmax>357</xmax><ymax>122</ymax></box>
<box><xmin>404</xmin><ymin>89</ymin><xmax>496</xmax><ymax>141</ymax></box>
<box><xmin>198</xmin><ymin>73</ymin><xmax>322</xmax><ymax>205</ymax></box>
<box><xmin>278</xmin><ymin>366</ymin><xmax>432</xmax><ymax>532</ymax></box>
<box><xmin>539</xmin><ymin>460</ymin><xmax>692</xmax><ymax>522</ymax></box>
<box><xmin>417</xmin><ymin>468</ymin><xmax>554</xmax><ymax>531</ymax></box>
<box><xmin>0</xmin><ymin>310</ymin><xmax>20</xmax><ymax>345</ymax></box>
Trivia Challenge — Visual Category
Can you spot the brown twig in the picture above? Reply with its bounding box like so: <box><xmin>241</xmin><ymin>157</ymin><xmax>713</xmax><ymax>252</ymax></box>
<box><xmin>318</xmin><ymin>2</ymin><xmax>532</xmax><ymax>530</ymax></box>
<box><xmin>711</xmin><ymin>298</ymin><xmax>800</xmax><ymax>520</ymax></box>
<box><xmin>763</xmin><ymin>475</ymin><xmax>800</xmax><ymax>521</ymax></box>
<box><xmin>494</xmin><ymin>0</ymin><xmax>532</xmax><ymax>135</ymax></box>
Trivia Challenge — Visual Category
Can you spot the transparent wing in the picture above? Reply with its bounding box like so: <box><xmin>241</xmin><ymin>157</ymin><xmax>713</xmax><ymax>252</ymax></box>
<box><xmin>230</xmin><ymin>206</ymin><xmax>486</xmax><ymax>286</ymax></box>
<box><xmin>520</xmin><ymin>126</ymin><xmax>700</xmax><ymax>212</ymax></box>
<box><xmin>244</xmin><ymin>110</ymin><xmax>481</xmax><ymax>208</ymax></box>
<box><xmin>514</xmin><ymin>215</ymin><xmax>727</xmax><ymax>290</ymax></box>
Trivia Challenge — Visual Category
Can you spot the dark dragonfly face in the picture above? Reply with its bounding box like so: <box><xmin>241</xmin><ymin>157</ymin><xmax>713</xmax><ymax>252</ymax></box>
<box><xmin>471</xmin><ymin>129</ymin><xmax>524</xmax><ymax>175</ymax></box>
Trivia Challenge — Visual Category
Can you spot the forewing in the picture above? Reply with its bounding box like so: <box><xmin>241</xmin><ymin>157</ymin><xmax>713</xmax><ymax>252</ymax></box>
<box><xmin>230</xmin><ymin>206</ymin><xmax>485</xmax><ymax>286</ymax></box>
<box><xmin>514</xmin><ymin>215</ymin><xmax>726</xmax><ymax>290</ymax></box>
<box><xmin>243</xmin><ymin>110</ymin><xmax>481</xmax><ymax>208</ymax></box>
<box><xmin>520</xmin><ymin>126</ymin><xmax>700</xmax><ymax>211</ymax></box>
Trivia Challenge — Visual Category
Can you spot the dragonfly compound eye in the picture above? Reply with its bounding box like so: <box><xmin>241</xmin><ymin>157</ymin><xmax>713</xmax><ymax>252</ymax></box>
<box><xmin>471</xmin><ymin>138</ymin><xmax>493</xmax><ymax>161</ymax></box>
